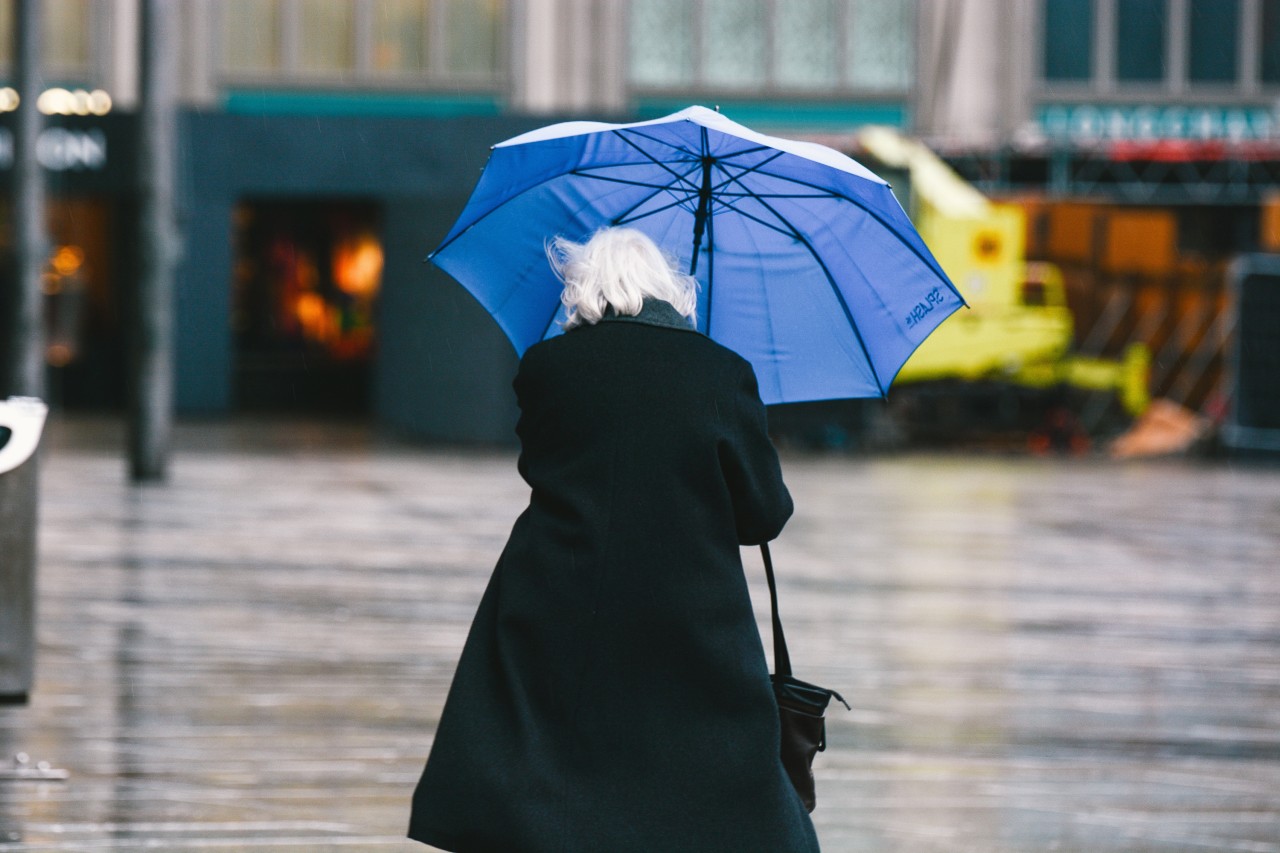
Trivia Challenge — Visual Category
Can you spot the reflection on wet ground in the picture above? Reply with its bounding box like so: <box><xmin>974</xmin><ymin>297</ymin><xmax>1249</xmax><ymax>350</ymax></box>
<box><xmin>2</xmin><ymin>418</ymin><xmax>1278</xmax><ymax>852</ymax></box>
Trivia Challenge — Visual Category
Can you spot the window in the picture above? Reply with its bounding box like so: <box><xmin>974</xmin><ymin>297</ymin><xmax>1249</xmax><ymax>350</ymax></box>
<box><xmin>444</xmin><ymin>0</ymin><xmax>502</xmax><ymax>77</ymax></box>
<box><xmin>1042</xmin><ymin>0</ymin><xmax>1093</xmax><ymax>81</ymax></box>
<box><xmin>1041</xmin><ymin>0</ymin><xmax>1280</xmax><ymax>91</ymax></box>
<box><xmin>704</xmin><ymin>0</ymin><xmax>767</xmax><ymax>87</ymax></box>
<box><xmin>224</xmin><ymin>0</ymin><xmax>281</xmax><ymax>72</ymax></box>
<box><xmin>847</xmin><ymin>0</ymin><xmax>913</xmax><ymax>89</ymax></box>
<box><xmin>220</xmin><ymin>0</ymin><xmax>504</xmax><ymax>86</ymax></box>
<box><xmin>1187</xmin><ymin>0</ymin><xmax>1238</xmax><ymax>83</ymax></box>
<box><xmin>231</xmin><ymin>199</ymin><xmax>384</xmax><ymax>414</ymax></box>
<box><xmin>46</xmin><ymin>0</ymin><xmax>92</xmax><ymax>71</ymax></box>
<box><xmin>298</xmin><ymin>0</ymin><xmax>355</xmax><ymax>74</ymax></box>
<box><xmin>628</xmin><ymin>0</ymin><xmax>915</xmax><ymax>93</ymax></box>
<box><xmin>1115</xmin><ymin>0</ymin><xmax>1167</xmax><ymax>82</ymax></box>
<box><xmin>776</xmin><ymin>0</ymin><xmax>840</xmax><ymax>88</ymax></box>
<box><xmin>1262</xmin><ymin>0</ymin><xmax>1280</xmax><ymax>83</ymax></box>
<box><xmin>0</xmin><ymin>0</ymin><xmax>94</xmax><ymax>73</ymax></box>
<box><xmin>373</xmin><ymin>0</ymin><xmax>427</xmax><ymax>73</ymax></box>
<box><xmin>629</xmin><ymin>0</ymin><xmax>694</xmax><ymax>87</ymax></box>
<box><xmin>0</xmin><ymin>5</ymin><xmax>10</xmax><ymax>65</ymax></box>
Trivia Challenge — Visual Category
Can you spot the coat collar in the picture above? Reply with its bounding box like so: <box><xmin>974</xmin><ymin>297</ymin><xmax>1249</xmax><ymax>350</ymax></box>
<box><xmin>599</xmin><ymin>298</ymin><xmax>696</xmax><ymax>332</ymax></box>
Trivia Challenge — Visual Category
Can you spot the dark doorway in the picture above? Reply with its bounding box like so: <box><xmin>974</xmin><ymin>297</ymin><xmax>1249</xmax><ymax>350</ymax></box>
<box><xmin>0</xmin><ymin>197</ymin><xmax>122</xmax><ymax>409</ymax></box>
<box><xmin>231</xmin><ymin>199</ymin><xmax>383</xmax><ymax>414</ymax></box>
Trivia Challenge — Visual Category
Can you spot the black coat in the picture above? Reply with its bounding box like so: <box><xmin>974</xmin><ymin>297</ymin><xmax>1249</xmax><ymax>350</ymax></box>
<box><xmin>409</xmin><ymin>301</ymin><xmax>819</xmax><ymax>853</ymax></box>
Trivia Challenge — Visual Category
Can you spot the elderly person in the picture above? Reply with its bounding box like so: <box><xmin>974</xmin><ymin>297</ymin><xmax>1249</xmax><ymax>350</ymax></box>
<box><xmin>409</xmin><ymin>227</ymin><xmax>819</xmax><ymax>852</ymax></box>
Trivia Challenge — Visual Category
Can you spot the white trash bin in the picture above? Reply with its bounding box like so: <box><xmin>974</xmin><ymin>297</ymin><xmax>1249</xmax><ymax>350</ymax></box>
<box><xmin>0</xmin><ymin>397</ymin><xmax>48</xmax><ymax>704</ymax></box>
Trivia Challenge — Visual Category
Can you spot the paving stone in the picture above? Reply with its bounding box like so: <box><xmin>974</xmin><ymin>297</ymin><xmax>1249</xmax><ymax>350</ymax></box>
<box><xmin>1</xmin><ymin>419</ymin><xmax>1278</xmax><ymax>851</ymax></box>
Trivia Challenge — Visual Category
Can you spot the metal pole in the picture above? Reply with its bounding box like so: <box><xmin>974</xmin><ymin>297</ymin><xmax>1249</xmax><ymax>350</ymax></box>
<box><xmin>0</xmin><ymin>398</ymin><xmax>46</xmax><ymax>704</ymax></box>
<box><xmin>5</xmin><ymin>0</ymin><xmax>46</xmax><ymax>400</ymax></box>
<box><xmin>129</xmin><ymin>0</ymin><xmax>179</xmax><ymax>482</ymax></box>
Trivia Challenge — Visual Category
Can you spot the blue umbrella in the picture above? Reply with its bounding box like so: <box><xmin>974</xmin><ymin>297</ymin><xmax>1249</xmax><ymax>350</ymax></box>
<box><xmin>430</xmin><ymin>105</ymin><xmax>964</xmax><ymax>405</ymax></box>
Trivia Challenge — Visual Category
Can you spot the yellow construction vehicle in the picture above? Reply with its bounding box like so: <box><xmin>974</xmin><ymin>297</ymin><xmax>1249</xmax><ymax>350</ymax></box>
<box><xmin>859</xmin><ymin>127</ymin><xmax>1149</xmax><ymax>421</ymax></box>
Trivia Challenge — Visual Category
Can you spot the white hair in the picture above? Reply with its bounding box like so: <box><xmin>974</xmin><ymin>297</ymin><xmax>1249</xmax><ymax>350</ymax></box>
<box><xmin>547</xmin><ymin>227</ymin><xmax>698</xmax><ymax>331</ymax></box>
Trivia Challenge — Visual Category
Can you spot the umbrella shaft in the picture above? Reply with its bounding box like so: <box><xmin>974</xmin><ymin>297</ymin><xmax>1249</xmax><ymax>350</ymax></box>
<box><xmin>689</xmin><ymin>156</ymin><xmax>713</xmax><ymax>276</ymax></box>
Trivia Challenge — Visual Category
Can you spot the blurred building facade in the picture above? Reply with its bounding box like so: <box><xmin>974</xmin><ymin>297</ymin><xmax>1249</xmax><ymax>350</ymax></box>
<box><xmin>920</xmin><ymin>0</ymin><xmax>1280</xmax><ymax>422</ymax></box>
<box><xmin>1</xmin><ymin>0</ymin><xmax>1274</xmax><ymax>440</ymax></box>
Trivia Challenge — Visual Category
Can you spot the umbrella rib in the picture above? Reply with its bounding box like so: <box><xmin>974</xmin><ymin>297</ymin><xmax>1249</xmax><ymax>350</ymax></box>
<box><xmin>705</xmin><ymin>197</ymin><xmax>801</xmax><ymax>239</ymax></box>
<box><xmin>616</xmin><ymin>131</ymin><xmax>770</xmax><ymax>165</ymax></box>
<box><xmin>713</xmin><ymin>161</ymin><xmax>886</xmax><ymax>395</ymax></box>
<box><xmin>576</xmin><ymin>160</ymin><xmax>704</xmax><ymax>225</ymax></box>
<box><xmin>576</xmin><ymin>160</ymin><xmax>696</xmax><ymax>175</ymax></box>
<box><xmin>573</xmin><ymin>158</ymin><xmax>697</xmax><ymax>171</ymax></box>
<box><xmin>613</xmin><ymin>131</ymin><xmax>779</xmax><ymax>181</ymax></box>
<box><xmin>612</xmin><ymin>130</ymin><xmax>703</xmax><ymax>193</ymax></box>
<box><xmin>612</xmin><ymin>193</ymin><xmax>701</xmax><ymax>226</ymax></box>
<box><xmin>703</xmin><ymin>153</ymin><xmax>799</xmax><ymax>215</ymax></box>
<box><xmin>568</xmin><ymin>170</ymin><xmax>694</xmax><ymax>193</ymax></box>
<box><xmin>699</xmin><ymin>167</ymin><xmax>797</xmax><ymax>238</ymax></box>
<box><xmin>431</xmin><ymin>154</ymin><xmax>585</xmax><ymax>258</ymax></box>
<box><xmin>714</xmin><ymin>191</ymin><xmax>837</xmax><ymax>199</ymax></box>
<box><xmin>616</xmin><ymin>126</ymin><xmax>706</xmax><ymax>158</ymax></box>
<box><xmin>744</xmin><ymin>167</ymin><xmax>959</xmax><ymax>297</ymax></box>
<box><xmin>675</xmin><ymin>149</ymin><xmax>803</xmax><ymax>240</ymax></box>
<box><xmin>714</xmin><ymin>144</ymin><xmax>774</xmax><ymax>160</ymax></box>
<box><xmin>706</xmin><ymin>151</ymin><xmax>786</xmax><ymax>193</ymax></box>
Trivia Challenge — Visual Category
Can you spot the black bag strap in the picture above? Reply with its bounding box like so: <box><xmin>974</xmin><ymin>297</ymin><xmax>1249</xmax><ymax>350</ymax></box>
<box><xmin>762</xmin><ymin>543</ymin><xmax>851</xmax><ymax>712</ymax></box>
<box><xmin>761</xmin><ymin>542</ymin><xmax>792</xmax><ymax>678</ymax></box>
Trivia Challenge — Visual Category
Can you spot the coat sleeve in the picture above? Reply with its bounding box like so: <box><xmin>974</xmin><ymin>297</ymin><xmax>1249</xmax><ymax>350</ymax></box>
<box><xmin>718</xmin><ymin>359</ymin><xmax>794</xmax><ymax>545</ymax></box>
<box><xmin>512</xmin><ymin>343</ymin><xmax>547</xmax><ymax>486</ymax></box>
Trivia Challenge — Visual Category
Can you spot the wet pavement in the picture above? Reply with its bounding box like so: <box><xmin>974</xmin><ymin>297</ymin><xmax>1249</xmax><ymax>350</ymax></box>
<box><xmin>2</xmin><ymin>417</ymin><xmax>1279</xmax><ymax>852</ymax></box>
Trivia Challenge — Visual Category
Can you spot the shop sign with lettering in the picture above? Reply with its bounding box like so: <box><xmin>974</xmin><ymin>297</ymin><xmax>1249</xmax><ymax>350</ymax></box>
<box><xmin>1038</xmin><ymin>104</ymin><xmax>1277</xmax><ymax>143</ymax></box>
<box><xmin>0</xmin><ymin>126</ymin><xmax>108</xmax><ymax>171</ymax></box>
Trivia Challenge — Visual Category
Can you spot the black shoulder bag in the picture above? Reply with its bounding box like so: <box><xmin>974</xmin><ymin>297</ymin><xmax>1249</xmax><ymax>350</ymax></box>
<box><xmin>761</xmin><ymin>542</ymin><xmax>850</xmax><ymax>813</ymax></box>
